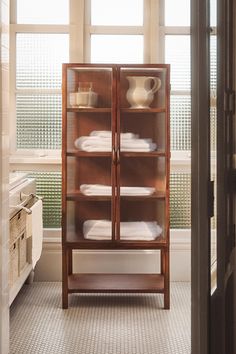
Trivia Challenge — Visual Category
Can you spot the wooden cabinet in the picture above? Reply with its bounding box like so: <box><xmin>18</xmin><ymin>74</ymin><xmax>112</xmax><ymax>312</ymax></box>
<box><xmin>62</xmin><ymin>64</ymin><xmax>170</xmax><ymax>309</ymax></box>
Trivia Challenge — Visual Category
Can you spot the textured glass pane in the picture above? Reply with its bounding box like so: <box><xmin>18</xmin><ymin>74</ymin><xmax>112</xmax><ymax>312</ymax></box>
<box><xmin>16</xmin><ymin>33</ymin><xmax>69</xmax><ymax>89</ymax></box>
<box><xmin>91</xmin><ymin>35</ymin><xmax>143</xmax><ymax>63</ymax></box>
<box><xmin>91</xmin><ymin>0</ymin><xmax>143</xmax><ymax>25</ymax></box>
<box><xmin>210</xmin><ymin>107</ymin><xmax>216</xmax><ymax>152</ymax></box>
<box><xmin>210</xmin><ymin>36</ymin><xmax>217</xmax><ymax>91</ymax></box>
<box><xmin>210</xmin><ymin>0</ymin><xmax>217</xmax><ymax>27</ymax></box>
<box><xmin>210</xmin><ymin>31</ymin><xmax>217</xmax><ymax>272</ymax></box>
<box><xmin>170</xmin><ymin>173</ymin><xmax>191</xmax><ymax>229</ymax></box>
<box><xmin>165</xmin><ymin>35</ymin><xmax>190</xmax><ymax>91</ymax></box>
<box><xmin>16</xmin><ymin>94</ymin><xmax>62</xmax><ymax>149</ymax></box>
<box><xmin>27</xmin><ymin>172</ymin><xmax>62</xmax><ymax>228</ymax></box>
<box><xmin>17</xmin><ymin>0</ymin><xmax>69</xmax><ymax>24</ymax></box>
<box><xmin>171</xmin><ymin>95</ymin><xmax>191</xmax><ymax>150</ymax></box>
<box><xmin>165</xmin><ymin>0</ymin><xmax>190</xmax><ymax>26</ymax></box>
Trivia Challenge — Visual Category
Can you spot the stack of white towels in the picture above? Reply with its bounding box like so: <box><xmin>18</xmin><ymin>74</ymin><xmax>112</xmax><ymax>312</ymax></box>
<box><xmin>83</xmin><ymin>220</ymin><xmax>162</xmax><ymax>241</ymax></box>
<box><xmin>74</xmin><ymin>131</ymin><xmax>157</xmax><ymax>152</ymax></box>
<box><xmin>80</xmin><ymin>184</ymin><xmax>155</xmax><ymax>196</ymax></box>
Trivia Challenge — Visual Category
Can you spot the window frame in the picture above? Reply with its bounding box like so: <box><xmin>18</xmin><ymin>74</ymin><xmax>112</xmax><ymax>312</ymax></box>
<box><xmin>10</xmin><ymin>0</ymin><xmax>192</xmax><ymax>235</ymax></box>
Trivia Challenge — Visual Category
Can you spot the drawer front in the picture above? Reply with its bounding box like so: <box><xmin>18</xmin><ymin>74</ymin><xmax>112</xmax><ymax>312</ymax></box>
<box><xmin>10</xmin><ymin>210</ymin><xmax>26</xmax><ymax>245</ymax></box>
<box><xmin>9</xmin><ymin>241</ymin><xmax>19</xmax><ymax>289</ymax></box>
<box><xmin>19</xmin><ymin>232</ymin><xmax>27</xmax><ymax>272</ymax></box>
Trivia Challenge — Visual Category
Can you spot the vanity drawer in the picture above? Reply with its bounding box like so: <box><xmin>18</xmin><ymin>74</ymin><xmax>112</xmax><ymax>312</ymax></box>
<box><xmin>19</xmin><ymin>232</ymin><xmax>27</xmax><ymax>272</ymax></box>
<box><xmin>10</xmin><ymin>210</ymin><xmax>26</xmax><ymax>245</ymax></box>
<box><xmin>9</xmin><ymin>241</ymin><xmax>19</xmax><ymax>289</ymax></box>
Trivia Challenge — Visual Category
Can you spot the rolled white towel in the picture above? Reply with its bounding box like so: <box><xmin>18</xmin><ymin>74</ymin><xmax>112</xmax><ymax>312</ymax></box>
<box><xmin>80</xmin><ymin>184</ymin><xmax>155</xmax><ymax>196</ymax></box>
<box><xmin>90</xmin><ymin>131</ymin><xmax>139</xmax><ymax>139</ymax></box>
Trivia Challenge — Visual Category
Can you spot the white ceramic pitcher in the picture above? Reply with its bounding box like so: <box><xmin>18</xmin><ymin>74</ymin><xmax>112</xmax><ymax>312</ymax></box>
<box><xmin>126</xmin><ymin>76</ymin><xmax>161</xmax><ymax>108</ymax></box>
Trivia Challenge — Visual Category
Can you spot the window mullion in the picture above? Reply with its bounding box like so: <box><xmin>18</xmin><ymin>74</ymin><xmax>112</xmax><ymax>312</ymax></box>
<box><xmin>163</xmin><ymin>26</ymin><xmax>190</xmax><ymax>35</ymax></box>
<box><xmin>10</xmin><ymin>26</ymin><xmax>17</xmax><ymax>154</ymax></box>
<box><xmin>11</xmin><ymin>24</ymin><xmax>70</xmax><ymax>33</ymax></box>
<box><xmin>70</xmin><ymin>0</ymin><xmax>85</xmax><ymax>62</ymax></box>
<box><xmin>15</xmin><ymin>88</ymin><xmax>62</xmax><ymax>94</ymax></box>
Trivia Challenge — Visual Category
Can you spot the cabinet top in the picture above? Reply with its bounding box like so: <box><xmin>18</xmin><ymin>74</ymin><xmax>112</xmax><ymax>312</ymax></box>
<box><xmin>62</xmin><ymin>63</ymin><xmax>170</xmax><ymax>72</ymax></box>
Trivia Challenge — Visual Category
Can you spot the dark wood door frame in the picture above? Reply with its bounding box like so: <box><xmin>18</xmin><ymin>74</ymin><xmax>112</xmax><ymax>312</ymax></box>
<box><xmin>213</xmin><ymin>0</ymin><xmax>235</xmax><ymax>352</ymax></box>
<box><xmin>191</xmin><ymin>0</ymin><xmax>211</xmax><ymax>353</ymax></box>
<box><xmin>191</xmin><ymin>0</ymin><xmax>235</xmax><ymax>353</ymax></box>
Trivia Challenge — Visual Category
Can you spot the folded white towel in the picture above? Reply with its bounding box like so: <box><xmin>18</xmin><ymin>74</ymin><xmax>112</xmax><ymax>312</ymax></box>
<box><xmin>80</xmin><ymin>184</ymin><xmax>155</xmax><ymax>196</ymax></box>
<box><xmin>90</xmin><ymin>131</ymin><xmax>139</xmax><ymax>140</ymax></box>
<box><xmin>74</xmin><ymin>136</ymin><xmax>112</xmax><ymax>151</ymax></box>
<box><xmin>117</xmin><ymin>137</ymin><xmax>157</xmax><ymax>151</ymax></box>
<box><xmin>74</xmin><ymin>136</ymin><xmax>157</xmax><ymax>152</ymax></box>
<box><xmin>26</xmin><ymin>199</ymin><xmax>43</xmax><ymax>268</ymax></box>
<box><xmin>83</xmin><ymin>220</ymin><xmax>162</xmax><ymax>240</ymax></box>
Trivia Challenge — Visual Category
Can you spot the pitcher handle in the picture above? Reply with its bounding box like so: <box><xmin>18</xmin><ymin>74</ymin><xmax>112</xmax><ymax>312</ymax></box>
<box><xmin>149</xmin><ymin>77</ymin><xmax>161</xmax><ymax>94</ymax></box>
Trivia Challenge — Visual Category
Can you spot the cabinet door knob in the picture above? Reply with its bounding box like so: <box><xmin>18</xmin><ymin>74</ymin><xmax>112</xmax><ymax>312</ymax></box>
<box><xmin>117</xmin><ymin>148</ymin><xmax>120</xmax><ymax>164</ymax></box>
<box><xmin>112</xmin><ymin>148</ymin><xmax>116</xmax><ymax>164</ymax></box>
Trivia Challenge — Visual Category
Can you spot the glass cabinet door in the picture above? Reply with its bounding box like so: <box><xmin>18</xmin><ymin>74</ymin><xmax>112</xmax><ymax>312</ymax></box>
<box><xmin>116</xmin><ymin>65</ymin><xmax>170</xmax><ymax>245</ymax></box>
<box><xmin>64</xmin><ymin>65</ymin><xmax>116</xmax><ymax>244</ymax></box>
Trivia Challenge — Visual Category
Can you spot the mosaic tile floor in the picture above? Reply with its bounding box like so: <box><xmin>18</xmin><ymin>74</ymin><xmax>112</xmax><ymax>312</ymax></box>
<box><xmin>10</xmin><ymin>282</ymin><xmax>190</xmax><ymax>354</ymax></box>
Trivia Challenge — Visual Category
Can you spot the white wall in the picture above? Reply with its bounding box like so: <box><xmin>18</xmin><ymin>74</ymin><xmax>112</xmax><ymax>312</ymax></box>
<box><xmin>34</xmin><ymin>230</ymin><xmax>191</xmax><ymax>282</ymax></box>
<box><xmin>0</xmin><ymin>0</ymin><xmax>9</xmax><ymax>352</ymax></box>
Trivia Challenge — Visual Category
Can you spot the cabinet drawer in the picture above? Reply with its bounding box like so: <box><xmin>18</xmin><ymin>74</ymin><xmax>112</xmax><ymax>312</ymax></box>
<box><xmin>19</xmin><ymin>232</ymin><xmax>27</xmax><ymax>272</ymax></box>
<box><xmin>9</xmin><ymin>241</ymin><xmax>19</xmax><ymax>289</ymax></box>
<box><xmin>10</xmin><ymin>210</ymin><xmax>26</xmax><ymax>245</ymax></box>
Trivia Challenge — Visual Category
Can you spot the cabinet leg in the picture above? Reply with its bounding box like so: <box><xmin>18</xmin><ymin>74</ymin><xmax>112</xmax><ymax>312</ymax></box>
<box><xmin>62</xmin><ymin>247</ymin><xmax>69</xmax><ymax>309</ymax></box>
<box><xmin>163</xmin><ymin>250</ymin><xmax>170</xmax><ymax>309</ymax></box>
<box><xmin>161</xmin><ymin>250</ymin><xmax>164</xmax><ymax>275</ymax></box>
<box><xmin>68</xmin><ymin>249</ymin><xmax>73</xmax><ymax>275</ymax></box>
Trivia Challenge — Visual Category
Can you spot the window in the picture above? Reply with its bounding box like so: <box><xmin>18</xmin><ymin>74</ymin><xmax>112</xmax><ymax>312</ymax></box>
<box><xmin>10</xmin><ymin>0</ymin><xmax>69</xmax><ymax>229</ymax></box>
<box><xmin>17</xmin><ymin>0</ymin><xmax>69</xmax><ymax>24</ymax></box>
<box><xmin>10</xmin><ymin>0</ymin><xmax>191</xmax><ymax>233</ymax></box>
<box><xmin>163</xmin><ymin>0</ymin><xmax>191</xmax><ymax>229</ymax></box>
<box><xmin>91</xmin><ymin>0</ymin><xmax>143</xmax><ymax>26</ymax></box>
<box><xmin>16</xmin><ymin>34</ymin><xmax>69</xmax><ymax>150</ymax></box>
<box><xmin>91</xmin><ymin>35</ymin><xmax>143</xmax><ymax>63</ymax></box>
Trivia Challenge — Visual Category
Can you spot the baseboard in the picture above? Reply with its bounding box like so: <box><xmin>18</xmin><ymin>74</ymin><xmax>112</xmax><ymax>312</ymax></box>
<box><xmin>34</xmin><ymin>229</ymin><xmax>191</xmax><ymax>282</ymax></box>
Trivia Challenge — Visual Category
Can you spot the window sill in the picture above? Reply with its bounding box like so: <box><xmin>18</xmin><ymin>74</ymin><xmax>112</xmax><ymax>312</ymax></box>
<box><xmin>10</xmin><ymin>155</ymin><xmax>62</xmax><ymax>164</ymax></box>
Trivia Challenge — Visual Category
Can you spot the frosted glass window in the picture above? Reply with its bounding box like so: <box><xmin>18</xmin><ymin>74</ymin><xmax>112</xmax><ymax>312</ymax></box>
<box><xmin>16</xmin><ymin>94</ymin><xmax>62</xmax><ymax>149</ymax></box>
<box><xmin>91</xmin><ymin>0</ymin><xmax>143</xmax><ymax>26</ymax></box>
<box><xmin>17</xmin><ymin>0</ymin><xmax>69</xmax><ymax>24</ymax></box>
<box><xmin>91</xmin><ymin>35</ymin><xmax>143</xmax><ymax>63</ymax></box>
<box><xmin>165</xmin><ymin>35</ymin><xmax>190</xmax><ymax>91</ymax></box>
<box><xmin>27</xmin><ymin>172</ymin><xmax>62</xmax><ymax>228</ymax></box>
<box><xmin>170</xmin><ymin>173</ymin><xmax>191</xmax><ymax>228</ymax></box>
<box><xmin>165</xmin><ymin>0</ymin><xmax>190</xmax><ymax>26</ymax></box>
<box><xmin>210</xmin><ymin>36</ymin><xmax>217</xmax><ymax>90</ymax></box>
<box><xmin>210</xmin><ymin>36</ymin><xmax>217</xmax><ymax>151</ymax></box>
<box><xmin>170</xmin><ymin>95</ymin><xmax>191</xmax><ymax>150</ymax></box>
<box><xmin>16</xmin><ymin>34</ymin><xmax>69</xmax><ymax>89</ymax></box>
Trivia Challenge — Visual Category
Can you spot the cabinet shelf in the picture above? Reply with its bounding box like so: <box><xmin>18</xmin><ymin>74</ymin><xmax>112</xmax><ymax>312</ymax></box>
<box><xmin>121</xmin><ymin>107</ymin><xmax>166</xmax><ymax>113</ymax></box>
<box><xmin>68</xmin><ymin>273</ymin><xmax>165</xmax><ymax>293</ymax></box>
<box><xmin>66</xmin><ymin>150</ymin><xmax>111</xmax><ymax>157</ymax></box>
<box><xmin>120</xmin><ymin>151</ymin><xmax>166</xmax><ymax>157</ymax></box>
<box><xmin>67</xmin><ymin>107</ymin><xmax>112</xmax><ymax>113</ymax></box>
<box><xmin>66</xmin><ymin>191</ymin><xmax>166</xmax><ymax>201</ymax></box>
<box><xmin>66</xmin><ymin>150</ymin><xmax>165</xmax><ymax>158</ymax></box>
<box><xmin>67</xmin><ymin>192</ymin><xmax>112</xmax><ymax>201</ymax></box>
<box><xmin>119</xmin><ymin>191</ymin><xmax>166</xmax><ymax>200</ymax></box>
<box><xmin>65</xmin><ymin>231</ymin><xmax>167</xmax><ymax>249</ymax></box>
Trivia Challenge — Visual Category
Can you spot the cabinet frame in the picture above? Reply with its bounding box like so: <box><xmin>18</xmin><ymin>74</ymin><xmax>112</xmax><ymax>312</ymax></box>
<box><xmin>62</xmin><ymin>63</ymin><xmax>170</xmax><ymax>309</ymax></box>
